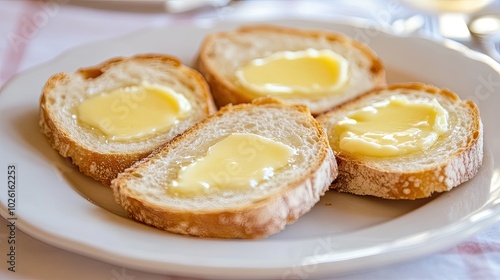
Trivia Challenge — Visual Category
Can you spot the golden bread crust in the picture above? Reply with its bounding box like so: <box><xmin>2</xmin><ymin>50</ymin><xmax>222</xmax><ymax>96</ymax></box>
<box><xmin>39</xmin><ymin>54</ymin><xmax>216</xmax><ymax>186</ymax></box>
<box><xmin>195</xmin><ymin>24</ymin><xmax>386</xmax><ymax>115</ymax></box>
<box><xmin>112</xmin><ymin>98</ymin><xmax>338</xmax><ymax>238</ymax></box>
<box><xmin>316</xmin><ymin>83</ymin><xmax>483</xmax><ymax>199</ymax></box>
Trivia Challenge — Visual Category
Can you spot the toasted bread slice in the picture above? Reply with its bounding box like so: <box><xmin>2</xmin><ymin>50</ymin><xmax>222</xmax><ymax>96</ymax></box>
<box><xmin>196</xmin><ymin>24</ymin><xmax>386</xmax><ymax>115</ymax></box>
<box><xmin>111</xmin><ymin>98</ymin><xmax>337</xmax><ymax>238</ymax></box>
<box><xmin>40</xmin><ymin>54</ymin><xmax>216</xmax><ymax>186</ymax></box>
<box><xmin>317</xmin><ymin>83</ymin><xmax>483</xmax><ymax>199</ymax></box>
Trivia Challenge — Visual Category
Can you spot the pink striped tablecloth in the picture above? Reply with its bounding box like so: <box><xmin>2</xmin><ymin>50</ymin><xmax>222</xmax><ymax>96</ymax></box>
<box><xmin>1</xmin><ymin>1</ymin><xmax>500</xmax><ymax>279</ymax></box>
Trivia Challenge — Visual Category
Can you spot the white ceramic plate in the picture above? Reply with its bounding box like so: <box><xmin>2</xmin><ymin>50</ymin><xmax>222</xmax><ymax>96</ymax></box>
<box><xmin>1</xmin><ymin>20</ymin><xmax>499</xmax><ymax>279</ymax></box>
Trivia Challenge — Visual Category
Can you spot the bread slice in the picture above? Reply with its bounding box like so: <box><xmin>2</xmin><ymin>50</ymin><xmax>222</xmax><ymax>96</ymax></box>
<box><xmin>316</xmin><ymin>83</ymin><xmax>483</xmax><ymax>200</ymax></box>
<box><xmin>111</xmin><ymin>98</ymin><xmax>338</xmax><ymax>238</ymax></box>
<box><xmin>196</xmin><ymin>24</ymin><xmax>386</xmax><ymax>115</ymax></box>
<box><xmin>39</xmin><ymin>54</ymin><xmax>216</xmax><ymax>186</ymax></box>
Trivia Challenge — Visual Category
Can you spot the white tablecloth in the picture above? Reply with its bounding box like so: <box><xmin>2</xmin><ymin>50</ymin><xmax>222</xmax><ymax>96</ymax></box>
<box><xmin>1</xmin><ymin>1</ymin><xmax>500</xmax><ymax>279</ymax></box>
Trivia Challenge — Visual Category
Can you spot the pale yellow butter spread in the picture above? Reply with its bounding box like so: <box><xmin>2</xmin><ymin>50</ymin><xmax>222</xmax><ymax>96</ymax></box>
<box><xmin>334</xmin><ymin>95</ymin><xmax>449</xmax><ymax>157</ymax></box>
<box><xmin>235</xmin><ymin>49</ymin><xmax>348</xmax><ymax>98</ymax></box>
<box><xmin>168</xmin><ymin>133</ymin><xmax>295</xmax><ymax>197</ymax></box>
<box><xmin>76</xmin><ymin>82</ymin><xmax>191</xmax><ymax>142</ymax></box>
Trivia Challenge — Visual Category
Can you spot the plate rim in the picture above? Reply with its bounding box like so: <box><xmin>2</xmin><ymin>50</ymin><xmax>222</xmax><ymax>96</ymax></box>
<box><xmin>1</xmin><ymin>18</ymin><xmax>500</xmax><ymax>279</ymax></box>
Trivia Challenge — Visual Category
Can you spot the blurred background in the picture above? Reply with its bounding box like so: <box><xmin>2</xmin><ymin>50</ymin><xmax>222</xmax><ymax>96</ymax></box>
<box><xmin>2</xmin><ymin>0</ymin><xmax>500</xmax><ymax>87</ymax></box>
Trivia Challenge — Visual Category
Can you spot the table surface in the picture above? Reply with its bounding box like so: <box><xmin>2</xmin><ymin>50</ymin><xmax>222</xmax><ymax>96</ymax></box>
<box><xmin>1</xmin><ymin>1</ymin><xmax>500</xmax><ymax>279</ymax></box>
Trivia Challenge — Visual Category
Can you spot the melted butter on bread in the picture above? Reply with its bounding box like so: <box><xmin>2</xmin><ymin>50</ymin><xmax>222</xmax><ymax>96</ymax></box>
<box><xmin>76</xmin><ymin>81</ymin><xmax>191</xmax><ymax>142</ymax></box>
<box><xmin>169</xmin><ymin>133</ymin><xmax>295</xmax><ymax>197</ymax></box>
<box><xmin>235</xmin><ymin>49</ymin><xmax>348</xmax><ymax>98</ymax></box>
<box><xmin>334</xmin><ymin>95</ymin><xmax>449</xmax><ymax>157</ymax></box>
